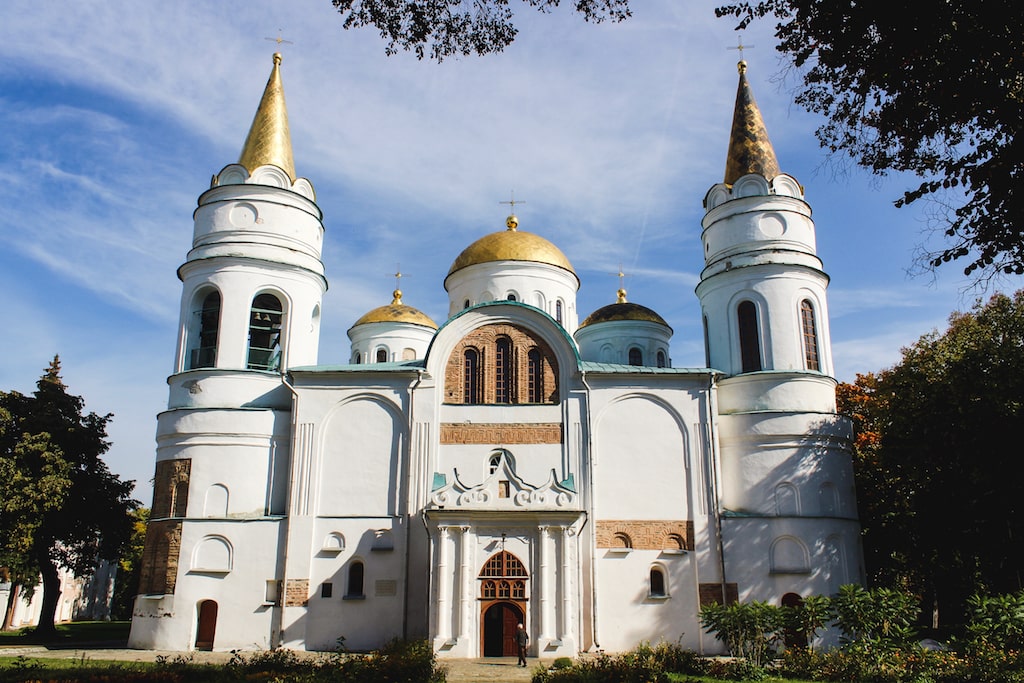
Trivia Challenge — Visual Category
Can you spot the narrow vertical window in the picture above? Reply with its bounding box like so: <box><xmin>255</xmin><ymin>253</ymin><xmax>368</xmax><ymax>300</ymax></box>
<box><xmin>555</xmin><ymin>300</ymin><xmax>564</xmax><ymax>324</ymax></box>
<box><xmin>190</xmin><ymin>291</ymin><xmax>220</xmax><ymax>369</ymax></box>
<box><xmin>628</xmin><ymin>347</ymin><xmax>643</xmax><ymax>366</ymax></box>
<box><xmin>495</xmin><ymin>338</ymin><xmax>513</xmax><ymax>403</ymax></box>
<box><xmin>801</xmin><ymin>299</ymin><xmax>820</xmax><ymax>371</ymax></box>
<box><xmin>507</xmin><ymin>293</ymin><xmax>517</xmax><ymax>302</ymax></box>
<box><xmin>527</xmin><ymin>349</ymin><xmax>543</xmax><ymax>403</ymax></box>
<box><xmin>703</xmin><ymin>314</ymin><xmax>711</xmax><ymax>368</ymax></box>
<box><xmin>346</xmin><ymin>561</ymin><xmax>364</xmax><ymax>597</ymax></box>
<box><xmin>376</xmin><ymin>348</ymin><xmax>388</xmax><ymax>363</ymax></box>
<box><xmin>738</xmin><ymin>300</ymin><xmax>762</xmax><ymax>372</ymax></box>
<box><xmin>649</xmin><ymin>567</ymin><xmax>666</xmax><ymax>597</ymax></box>
<box><xmin>247</xmin><ymin>294</ymin><xmax>283</xmax><ymax>371</ymax></box>
<box><xmin>656</xmin><ymin>350</ymin><xmax>667</xmax><ymax>368</ymax></box>
<box><xmin>464</xmin><ymin>349</ymin><xmax>480</xmax><ymax>404</ymax></box>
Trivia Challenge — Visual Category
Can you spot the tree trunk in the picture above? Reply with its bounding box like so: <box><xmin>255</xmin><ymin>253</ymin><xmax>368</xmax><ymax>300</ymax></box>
<box><xmin>34</xmin><ymin>553</ymin><xmax>62</xmax><ymax>638</ymax></box>
<box><xmin>3</xmin><ymin>583</ymin><xmax>19</xmax><ymax>631</ymax></box>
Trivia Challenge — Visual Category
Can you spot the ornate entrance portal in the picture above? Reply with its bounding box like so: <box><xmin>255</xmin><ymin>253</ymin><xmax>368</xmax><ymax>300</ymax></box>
<box><xmin>478</xmin><ymin>551</ymin><xmax>528</xmax><ymax>657</ymax></box>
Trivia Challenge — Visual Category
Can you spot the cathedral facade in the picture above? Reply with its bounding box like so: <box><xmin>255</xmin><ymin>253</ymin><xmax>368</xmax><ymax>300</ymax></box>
<box><xmin>129</xmin><ymin>53</ymin><xmax>863</xmax><ymax>656</ymax></box>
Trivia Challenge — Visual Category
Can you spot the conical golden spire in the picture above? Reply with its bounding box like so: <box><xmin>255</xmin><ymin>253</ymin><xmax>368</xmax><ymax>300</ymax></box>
<box><xmin>724</xmin><ymin>60</ymin><xmax>780</xmax><ymax>185</ymax></box>
<box><xmin>239</xmin><ymin>53</ymin><xmax>296</xmax><ymax>181</ymax></box>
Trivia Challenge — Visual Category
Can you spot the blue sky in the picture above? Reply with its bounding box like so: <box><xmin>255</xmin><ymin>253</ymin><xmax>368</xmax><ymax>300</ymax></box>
<box><xmin>2</xmin><ymin>0</ymin><xmax>1020</xmax><ymax>505</ymax></box>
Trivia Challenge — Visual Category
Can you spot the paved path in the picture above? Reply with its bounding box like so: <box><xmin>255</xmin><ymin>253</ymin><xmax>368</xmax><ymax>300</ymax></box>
<box><xmin>0</xmin><ymin>644</ymin><xmax>547</xmax><ymax>682</ymax></box>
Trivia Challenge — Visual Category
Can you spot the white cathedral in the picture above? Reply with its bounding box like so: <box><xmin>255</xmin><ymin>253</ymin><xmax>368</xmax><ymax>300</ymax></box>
<box><xmin>129</xmin><ymin>53</ymin><xmax>864</xmax><ymax>656</ymax></box>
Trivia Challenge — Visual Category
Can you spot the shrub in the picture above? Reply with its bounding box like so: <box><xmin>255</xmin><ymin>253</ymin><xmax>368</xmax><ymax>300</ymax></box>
<box><xmin>830</xmin><ymin>584</ymin><xmax>919</xmax><ymax>650</ymax></box>
<box><xmin>699</xmin><ymin>600</ymin><xmax>783</xmax><ymax>666</ymax></box>
<box><xmin>963</xmin><ymin>590</ymin><xmax>1024</xmax><ymax>651</ymax></box>
<box><xmin>552</xmin><ymin>656</ymin><xmax>574</xmax><ymax>669</ymax></box>
<box><xmin>649</xmin><ymin>640</ymin><xmax>707</xmax><ymax>675</ymax></box>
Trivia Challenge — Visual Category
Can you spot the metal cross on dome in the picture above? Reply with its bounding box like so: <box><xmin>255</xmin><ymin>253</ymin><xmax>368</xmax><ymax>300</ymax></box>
<box><xmin>499</xmin><ymin>191</ymin><xmax>526</xmax><ymax>213</ymax></box>
<box><xmin>265</xmin><ymin>30</ymin><xmax>294</xmax><ymax>47</ymax></box>
<box><xmin>728</xmin><ymin>35</ymin><xmax>754</xmax><ymax>60</ymax></box>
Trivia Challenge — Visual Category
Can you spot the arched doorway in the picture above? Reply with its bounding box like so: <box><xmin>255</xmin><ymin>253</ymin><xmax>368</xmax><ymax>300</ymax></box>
<box><xmin>195</xmin><ymin>600</ymin><xmax>218</xmax><ymax>651</ymax></box>
<box><xmin>482</xmin><ymin>601</ymin><xmax>524</xmax><ymax>657</ymax></box>
<box><xmin>781</xmin><ymin>592</ymin><xmax>807</xmax><ymax>650</ymax></box>
<box><xmin>478</xmin><ymin>551</ymin><xmax>529</xmax><ymax>657</ymax></box>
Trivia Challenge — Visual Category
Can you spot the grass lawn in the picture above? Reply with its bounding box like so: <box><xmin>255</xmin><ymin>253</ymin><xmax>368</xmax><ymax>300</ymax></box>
<box><xmin>0</xmin><ymin>621</ymin><xmax>130</xmax><ymax>646</ymax></box>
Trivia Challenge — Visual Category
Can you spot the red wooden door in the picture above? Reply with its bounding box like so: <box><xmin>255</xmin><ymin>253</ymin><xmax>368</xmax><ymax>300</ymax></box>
<box><xmin>195</xmin><ymin>600</ymin><xmax>218</xmax><ymax>651</ymax></box>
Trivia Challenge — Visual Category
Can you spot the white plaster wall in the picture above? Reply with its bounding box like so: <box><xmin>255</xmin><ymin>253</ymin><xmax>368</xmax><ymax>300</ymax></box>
<box><xmin>304</xmin><ymin>517</ymin><xmax>407</xmax><ymax>651</ymax></box>
<box><xmin>129</xmin><ymin>519</ymin><xmax>284</xmax><ymax>651</ymax></box>
<box><xmin>717</xmin><ymin>373</ymin><xmax>838</xmax><ymax>414</ymax></box>
<box><xmin>594</xmin><ymin>550</ymin><xmax>699</xmax><ymax>652</ymax></box>
<box><xmin>575</xmin><ymin>320</ymin><xmax>672</xmax><ymax>366</ymax></box>
<box><xmin>717</xmin><ymin>411</ymin><xmax>855</xmax><ymax>518</ymax></box>
<box><xmin>444</xmin><ymin>262</ymin><xmax>579</xmax><ymax>333</ymax></box>
<box><xmin>347</xmin><ymin>321</ymin><xmax>436</xmax><ymax>364</ymax></box>
<box><xmin>177</xmin><ymin>261</ymin><xmax>326</xmax><ymax>372</ymax></box>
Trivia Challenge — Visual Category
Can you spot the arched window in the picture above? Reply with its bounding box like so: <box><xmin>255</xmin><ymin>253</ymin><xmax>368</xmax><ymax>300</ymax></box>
<box><xmin>738</xmin><ymin>300</ymin><xmax>762</xmax><ymax>372</ymax></box>
<box><xmin>507</xmin><ymin>293</ymin><xmax>517</xmax><ymax>302</ymax></box>
<box><xmin>353</xmin><ymin>352</ymin><xmax>361</xmax><ymax>364</ymax></box>
<box><xmin>190</xmin><ymin>291</ymin><xmax>220</xmax><ymax>369</ymax></box>
<box><xmin>479</xmin><ymin>551</ymin><xmax>528</xmax><ymax>600</ymax></box>
<box><xmin>527</xmin><ymin>349</ymin><xmax>543</xmax><ymax>403</ymax></box>
<box><xmin>495</xmin><ymin>338</ymin><xmax>513</xmax><ymax>403</ymax></box>
<box><xmin>464</xmin><ymin>299</ymin><xmax>471</xmax><ymax>309</ymax></box>
<box><xmin>555</xmin><ymin>300</ymin><xmax>564</xmax><ymax>324</ymax></box>
<box><xmin>628</xmin><ymin>347</ymin><xmax>643</xmax><ymax>366</ymax></box>
<box><xmin>375</xmin><ymin>348</ymin><xmax>388</xmax><ymax>363</ymax></box>
<box><xmin>346</xmin><ymin>561</ymin><xmax>365</xmax><ymax>597</ymax></box>
<box><xmin>171</xmin><ymin>481</ymin><xmax>188</xmax><ymax>518</ymax></box>
<box><xmin>614</xmin><ymin>532</ymin><xmax>633</xmax><ymax>549</ymax></box>
<box><xmin>464</xmin><ymin>349</ymin><xmax>481</xmax><ymax>403</ymax></box>
<box><xmin>800</xmin><ymin>299</ymin><xmax>820</xmax><ymax>371</ymax></box>
<box><xmin>703</xmin><ymin>314</ymin><xmax>711</xmax><ymax>367</ymax></box>
<box><xmin>247</xmin><ymin>293</ymin><xmax>283</xmax><ymax>371</ymax></box>
<box><xmin>488</xmin><ymin>454</ymin><xmax>501</xmax><ymax>475</ymax></box>
<box><xmin>656</xmin><ymin>350</ymin><xmax>667</xmax><ymax>368</ymax></box>
<box><xmin>649</xmin><ymin>567</ymin><xmax>666</xmax><ymax>597</ymax></box>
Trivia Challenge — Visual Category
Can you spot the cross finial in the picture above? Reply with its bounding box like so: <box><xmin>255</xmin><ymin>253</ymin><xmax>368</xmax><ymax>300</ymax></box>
<box><xmin>610</xmin><ymin>265</ymin><xmax>629</xmax><ymax>303</ymax></box>
<box><xmin>499</xmin><ymin>191</ymin><xmax>525</xmax><ymax>214</ymax></box>
<box><xmin>265</xmin><ymin>29</ymin><xmax>294</xmax><ymax>47</ymax></box>
<box><xmin>391</xmin><ymin>264</ymin><xmax>405</xmax><ymax>290</ymax></box>
<box><xmin>727</xmin><ymin>35</ymin><xmax>754</xmax><ymax>60</ymax></box>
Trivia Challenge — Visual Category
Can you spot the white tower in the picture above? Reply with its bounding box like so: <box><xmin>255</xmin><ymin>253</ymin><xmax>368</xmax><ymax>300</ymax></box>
<box><xmin>130</xmin><ymin>53</ymin><xmax>326</xmax><ymax>651</ymax></box>
<box><xmin>696</xmin><ymin>61</ymin><xmax>862</xmax><ymax>612</ymax></box>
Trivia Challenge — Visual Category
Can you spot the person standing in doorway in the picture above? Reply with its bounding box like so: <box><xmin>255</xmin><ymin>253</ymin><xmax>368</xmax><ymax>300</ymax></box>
<box><xmin>516</xmin><ymin>622</ymin><xmax>529</xmax><ymax>666</ymax></box>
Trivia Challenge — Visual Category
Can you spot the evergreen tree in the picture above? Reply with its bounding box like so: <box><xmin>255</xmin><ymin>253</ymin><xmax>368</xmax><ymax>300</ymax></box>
<box><xmin>0</xmin><ymin>357</ymin><xmax>138</xmax><ymax>636</ymax></box>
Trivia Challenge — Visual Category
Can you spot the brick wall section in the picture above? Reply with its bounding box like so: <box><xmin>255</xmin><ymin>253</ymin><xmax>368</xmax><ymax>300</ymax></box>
<box><xmin>440</xmin><ymin>422</ymin><xmax>562</xmax><ymax>444</ymax></box>
<box><xmin>284</xmin><ymin>579</ymin><xmax>310</xmax><ymax>607</ymax></box>
<box><xmin>699</xmin><ymin>582</ymin><xmax>739</xmax><ymax>606</ymax></box>
<box><xmin>444</xmin><ymin>324</ymin><xmax>559</xmax><ymax>404</ymax></box>
<box><xmin>596</xmin><ymin>520</ymin><xmax>695</xmax><ymax>551</ymax></box>
<box><xmin>151</xmin><ymin>459</ymin><xmax>191</xmax><ymax>518</ymax></box>
<box><xmin>137</xmin><ymin>520</ymin><xmax>182</xmax><ymax>595</ymax></box>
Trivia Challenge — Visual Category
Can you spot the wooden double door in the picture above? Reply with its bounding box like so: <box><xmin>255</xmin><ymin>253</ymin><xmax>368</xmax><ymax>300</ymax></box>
<box><xmin>481</xmin><ymin>601</ymin><xmax>524</xmax><ymax>657</ymax></box>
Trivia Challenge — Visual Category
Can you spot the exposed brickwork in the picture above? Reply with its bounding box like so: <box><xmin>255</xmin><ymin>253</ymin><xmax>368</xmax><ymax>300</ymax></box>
<box><xmin>137</xmin><ymin>520</ymin><xmax>183</xmax><ymax>595</ymax></box>
<box><xmin>444</xmin><ymin>324</ymin><xmax>559</xmax><ymax>404</ymax></box>
<box><xmin>440</xmin><ymin>422</ymin><xmax>563</xmax><ymax>444</ymax></box>
<box><xmin>285</xmin><ymin>578</ymin><xmax>310</xmax><ymax>607</ymax></box>
<box><xmin>699</xmin><ymin>582</ymin><xmax>739</xmax><ymax>606</ymax></box>
<box><xmin>596</xmin><ymin>520</ymin><xmax>695</xmax><ymax>551</ymax></box>
<box><xmin>151</xmin><ymin>459</ymin><xmax>191</xmax><ymax>518</ymax></box>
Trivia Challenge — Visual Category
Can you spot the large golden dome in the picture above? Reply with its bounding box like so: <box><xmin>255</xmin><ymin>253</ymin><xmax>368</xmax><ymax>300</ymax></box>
<box><xmin>350</xmin><ymin>290</ymin><xmax>438</xmax><ymax>330</ymax></box>
<box><xmin>447</xmin><ymin>214</ymin><xmax>576</xmax><ymax>277</ymax></box>
<box><xmin>579</xmin><ymin>289</ymin><xmax>671</xmax><ymax>330</ymax></box>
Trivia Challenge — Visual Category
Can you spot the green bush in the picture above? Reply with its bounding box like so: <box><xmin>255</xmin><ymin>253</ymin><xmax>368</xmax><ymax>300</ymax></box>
<box><xmin>552</xmin><ymin>656</ymin><xmax>574</xmax><ymax>669</ymax></box>
<box><xmin>649</xmin><ymin>640</ymin><xmax>708</xmax><ymax>675</ymax></box>
<box><xmin>830</xmin><ymin>584</ymin><xmax>919</xmax><ymax>650</ymax></box>
<box><xmin>699</xmin><ymin>600</ymin><xmax>783</xmax><ymax>666</ymax></box>
<box><xmin>963</xmin><ymin>590</ymin><xmax>1024</xmax><ymax>651</ymax></box>
<box><xmin>531</xmin><ymin>647</ymin><xmax>668</xmax><ymax>683</ymax></box>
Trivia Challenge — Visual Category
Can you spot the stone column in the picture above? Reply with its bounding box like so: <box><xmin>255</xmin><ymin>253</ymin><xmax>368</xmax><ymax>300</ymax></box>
<box><xmin>559</xmin><ymin>526</ymin><xmax>573</xmax><ymax>640</ymax></box>
<box><xmin>538</xmin><ymin>525</ymin><xmax>551</xmax><ymax>639</ymax></box>
<box><xmin>457</xmin><ymin>526</ymin><xmax>471</xmax><ymax>640</ymax></box>
<box><xmin>436</xmin><ymin>526</ymin><xmax>451</xmax><ymax>641</ymax></box>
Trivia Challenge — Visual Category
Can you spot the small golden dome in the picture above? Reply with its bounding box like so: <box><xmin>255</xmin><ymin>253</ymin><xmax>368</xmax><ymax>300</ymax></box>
<box><xmin>579</xmin><ymin>290</ymin><xmax>671</xmax><ymax>330</ymax></box>
<box><xmin>350</xmin><ymin>290</ymin><xmax>438</xmax><ymax>329</ymax></box>
<box><xmin>447</xmin><ymin>215</ymin><xmax>575</xmax><ymax>277</ymax></box>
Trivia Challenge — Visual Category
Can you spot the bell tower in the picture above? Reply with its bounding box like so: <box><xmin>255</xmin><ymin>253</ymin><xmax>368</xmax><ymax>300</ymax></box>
<box><xmin>696</xmin><ymin>61</ymin><xmax>863</xmax><ymax>604</ymax></box>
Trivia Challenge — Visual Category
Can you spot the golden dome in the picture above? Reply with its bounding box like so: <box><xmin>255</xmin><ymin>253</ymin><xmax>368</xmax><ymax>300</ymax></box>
<box><xmin>447</xmin><ymin>214</ymin><xmax>576</xmax><ymax>277</ymax></box>
<box><xmin>579</xmin><ymin>289</ymin><xmax>671</xmax><ymax>330</ymax></box>
<box><xmin>350</xmin><ymin>290</ymin><xmax>438</xmax><ymax>329</ymax></box>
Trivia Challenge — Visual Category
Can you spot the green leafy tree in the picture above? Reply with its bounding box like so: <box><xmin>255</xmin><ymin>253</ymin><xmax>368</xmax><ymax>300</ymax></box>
<box><xmin>717</xmin><ymin>0</ymin><xmax>1024</xmax><ymax>280</ymax></box>
<box><xmin>110</xmin><ymin>507</ymin><xmax>149</xmax><ymax>620</ymax></box>
<box><xmin>0</xmin><ymin>357</ymin><xmax>138</xmax><ymax>637</ymax></box>
<box><xmin>831</xmin><ymin>584</ymin><xmax>919</xmax><ymax>650</ymax></box>
<box><xmin>331</xmin><ymin>0</ymin><xmax>631</xmax><ymax>61</ymax></box>
<box><xmin>839</xmin><ymin>291</ymin><xmax>1024</xmax><ymax>628</ymax></box>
